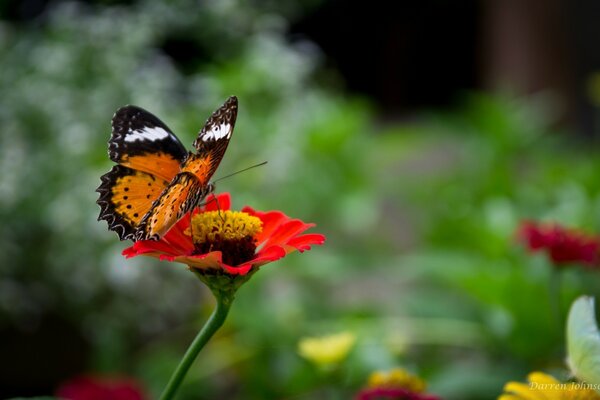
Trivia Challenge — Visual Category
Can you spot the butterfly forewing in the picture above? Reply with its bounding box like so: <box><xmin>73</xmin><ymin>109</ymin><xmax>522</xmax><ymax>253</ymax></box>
<box><xmin>110</xmin><ymin>106</ymin><xmax>187</xmax><ymax>181</ymax></box>
<box><xmin>190</xmin><ymin>96</ymin><xmax>237</xmax><ymax>183</ymax></box>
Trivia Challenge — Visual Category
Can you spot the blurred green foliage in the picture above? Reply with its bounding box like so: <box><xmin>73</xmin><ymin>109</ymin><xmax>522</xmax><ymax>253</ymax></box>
<box><xmin>3</xmin><ymin>1</ymin><xmax>600</xmax><ymax>399</ymax></box>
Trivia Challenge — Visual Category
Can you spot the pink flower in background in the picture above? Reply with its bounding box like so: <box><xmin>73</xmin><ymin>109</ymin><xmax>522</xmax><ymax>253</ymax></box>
<box><xmin>517</xmin><ymin>221</ymin><xmax>600</xmax><ymax>267</ymax></box>
<box><xmin>56</xmin><ymin>375</ymin><xmax>147</xmax><ymax>400</ymax></box>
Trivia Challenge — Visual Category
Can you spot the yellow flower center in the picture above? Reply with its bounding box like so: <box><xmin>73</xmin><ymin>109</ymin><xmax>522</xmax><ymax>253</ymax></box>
<box><xmin>186</xmin><ymin>210</ymin><xmax>263</xmax><ymax>267</ymax></box>
<box><xmin>188</xmin><ymin>211</ymin><xmax>262</xmax><ymax>243</ymax></box>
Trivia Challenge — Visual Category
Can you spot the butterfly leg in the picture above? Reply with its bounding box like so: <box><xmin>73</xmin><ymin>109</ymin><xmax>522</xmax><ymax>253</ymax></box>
<box><xmin>194</xmin><ymin>195</ymin><xmax>225</xmax><ymax>222</ymax></box>
<box><xmin>213</xmin><ymin>195</ymin><xmax>225</xmax><ymax>222</ymax></box>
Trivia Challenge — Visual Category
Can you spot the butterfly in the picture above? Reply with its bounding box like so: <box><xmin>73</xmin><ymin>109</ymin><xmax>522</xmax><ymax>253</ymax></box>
<box><xmin>97</xmin><ymin>96</ymin><xmax>237</xmax><ymax>241</ymax></box>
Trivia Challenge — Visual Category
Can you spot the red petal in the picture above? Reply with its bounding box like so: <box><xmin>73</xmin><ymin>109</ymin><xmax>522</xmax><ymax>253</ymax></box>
<box><xmin>261</xmin><ymin>219</ymin><xmax>316</xmax><ymax>250</ymax></box>
<box><xmin>177</xmin><ymin>251</ymin><xmax>223</xmax><ymax>270</ymax></box>
<box><xmin>286</xmin><ymin>233</ymin><xmax>326</xmax><ymax>252</ymax></box>
<box><xmin>161</xmin><ymin>223</ymin><xmax>194</xmax><ymax>254</ymax></box>
<box><xmin>122</xmin><ymin>240</ymin><xmax>182</xmax><ymax>258</ymax></box>
<box><xmin>243</xmin><ymin>208</ymin><xmax>288</xmax><ymax>245</ymax></box>
<box><xmin>220</xmin><ymin>261</ymin><xmax>254</xmax><ymax>275</ymax></box>
<box><xmin>232</xmin><ymin>245</ymin><xmax>287</xmax><ymax>273</ymax></box>
<box><xmin>254</xmin><ymin>245</ymin><xmax>287</xmax><ymax>264</ymax></box>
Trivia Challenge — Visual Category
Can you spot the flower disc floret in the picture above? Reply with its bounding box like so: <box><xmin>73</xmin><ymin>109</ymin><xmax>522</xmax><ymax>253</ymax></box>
<box><xmin>188</xmin><ymin>211</ymin><xmax>263</xmax><ymax>243</ymax></box>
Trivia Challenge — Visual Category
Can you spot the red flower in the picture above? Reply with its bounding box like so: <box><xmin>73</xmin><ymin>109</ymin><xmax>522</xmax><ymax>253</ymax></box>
<box><xmin>123</xmin><ymin>193</ymin><xmax>325</xmax><ymax>275</ymax></box>
<box><xmin>356</xmin><ymin>368</ymin><xmax>440</xmax><ymax>400</ymax></box>
<box><xmin>356</xmin><ymin>387</ymin><xmax>440</xmax><ymax>400</ymax></box>
<box><xmin>56</xmin><ymin>375</ymin><xmax>147</xmax><ymax>400</ymax></box>
<box><xmin>517</xmin><ymin>220</ymin><xmax>600</xmax><ymax>267</ymax></box>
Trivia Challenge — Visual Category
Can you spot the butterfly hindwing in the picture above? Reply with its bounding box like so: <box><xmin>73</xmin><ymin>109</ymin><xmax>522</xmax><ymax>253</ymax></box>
<box><xmin>110</xmin><ymin>105</ymin><xmax>187</xmax><ymax>181</ymax></box>
<box><xmin>135</xmin><ymin>172</ymin><xmax>206</xmax><ymax>240</ymax></box>
<box><xmin>97</xmin><ymin>165</ymin><xmax>171</xmax><ymax>240</ymax></box>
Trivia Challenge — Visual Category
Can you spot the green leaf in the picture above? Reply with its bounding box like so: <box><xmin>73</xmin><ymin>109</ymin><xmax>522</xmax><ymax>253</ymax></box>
<box><xmin>566</xmin><ymin>295</ymin><xmax>600</xmax><ymax>391</ymax></box>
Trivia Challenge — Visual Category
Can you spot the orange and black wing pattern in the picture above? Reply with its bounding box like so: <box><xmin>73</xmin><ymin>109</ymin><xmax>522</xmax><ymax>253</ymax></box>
<box><xmin>190</xmin><ymin>95</ymin><xmax>238</xmax><ymax>185</ymax></box>
<box><xmin>97</xmin><ymin>106</ymin><xmax>187</xmax><ymax>240</ymax></box>
<box><xmin>97</xmin><ymin>97</ymin><xmax>238</xmax><ymax>241</ymax></box>
<box><xmin>134</xmin><ymin>172</ymin><xmax>206</xmax><ymax>240</ymax></box>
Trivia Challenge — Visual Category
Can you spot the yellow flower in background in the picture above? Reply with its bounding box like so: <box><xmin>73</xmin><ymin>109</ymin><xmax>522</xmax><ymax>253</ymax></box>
<box><xmin>367</xmin><ymin>368</ymin><xmax>427</xmax><ymax>394</ymax></box>
<box><xmin>298</xmin><ymin>331</ymin><xmax>356</xmax><ymax>366</ymax></box>
<box><xmin>499</xmin><ymin>371</ymin><xmax>600</xmax><ymax>400</ymax></box>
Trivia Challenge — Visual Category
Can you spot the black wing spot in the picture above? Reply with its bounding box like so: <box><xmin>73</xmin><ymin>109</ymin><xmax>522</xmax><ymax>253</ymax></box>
<box><xmin>123</xmin><ymin>196</ymin><xmax>128</xmax><ymax>200</ymax></box>
<box><xmin>124</xmin><ymin>187</ymin><xmax>129</xmax><ymax>192</ymax></box>
<box><xmin>147</xmin><ymin>183</ymin><xmax>152</xmax><ymax>186</ymax></box>
<box><xmin>127</xmin><ymin>205</ymin><xmax>132</xmax><ymax>209</ymax></box>
<box><xmin>146</xmin><ymin>195</ymin><xmax>151</xmax><ymax>199</ymax></box>
<box><xmin>134</xmin><ymin>213</ymin><xmax>139</xmax><ymax>218</ymax></box>
<box><xmin>153</xmin><ymin>218</ymin><xmax>158</xmax><ymax>223</ymax></box>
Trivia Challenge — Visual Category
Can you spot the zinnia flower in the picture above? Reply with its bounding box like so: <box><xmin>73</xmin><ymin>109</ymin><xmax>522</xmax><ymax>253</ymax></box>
<box><xmin>56</xmin><ymin>375</ymin><xmax>147</xmax><ymax>400</ymax></box>
<box><xmin>517</xmin><ymin>221</ymin><xmax>600</xmax><ymax>267</ymax></box>
<box><xmin>123</xmin><ymin>193</ymin><xmax>325</xmax><ymax>276</ymax></box>
<box><xmin>356</xmin><ymin>368</ymin><xmax>440</xmax><ymax>400</ymax></box>
<box><xmin>298</xmin><ymin>331</ymin><xmax>356</xmax><ymax>367</ymax></box>
<box><xmin>498</xmin><ymin>371</ymin><xmax>600</xmax><ymax>400</ymax></box>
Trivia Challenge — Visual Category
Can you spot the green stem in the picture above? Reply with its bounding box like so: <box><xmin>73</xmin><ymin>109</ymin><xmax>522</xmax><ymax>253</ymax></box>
<box><xmin>159</xmin><ymin>294</ymin><xmax>233</xmax><ymax>400</ymax></box>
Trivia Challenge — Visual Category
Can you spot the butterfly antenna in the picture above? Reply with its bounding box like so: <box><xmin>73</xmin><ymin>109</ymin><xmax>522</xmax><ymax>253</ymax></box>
<box><xmin>212</xmin><ymin>161</ymin><xmax>268</xmax><ymax>184</ymax></box>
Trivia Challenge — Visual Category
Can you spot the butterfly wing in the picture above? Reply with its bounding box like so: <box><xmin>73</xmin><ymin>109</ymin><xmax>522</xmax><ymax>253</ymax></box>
<box><xmin>109</xmin><ymin>105</ymin><xmax>187</xmax><ymax>181</ymax></box>
<box><xmin>186</xmin><ymin>96</ymin><xmax>238</xmax><ymax>185</ymax></box>
<box><xmin>135</xmin><ymin>172</ymin><xmax>206</xmax><ymax>240</ymax></box>
<box><xmin>97</xmin><ymin>106</ymin><xmax>187</xmax><ymax>240</ymax></box>
<box><xmin>135</xmin><ymin>96</ymin><xmax>238</xmax><ymax>240</ymax></box>
<box><xmin>97</xmin><ymin>165</ymin><xmax>171</xmax><ymax>240</ymax></box>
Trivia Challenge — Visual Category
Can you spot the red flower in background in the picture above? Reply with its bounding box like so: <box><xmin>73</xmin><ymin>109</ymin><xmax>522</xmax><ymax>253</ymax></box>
<box><xmin>356</xmin><ymin>368</ymin><xmax>440</xmax><ymax>400</ymax></box>
<box><xmin>56</xmin><ymin>375</ymin><xmax>147</xmax><ymax>400</ymax></box>
<box><xmin>123</xmin><ymin>193</ymin><xmax>325</xmax><ymax>275</ymax></box>
<box><xmin>356</xmin><ymin>387</ymin><xmax>440</xmax><ymax>400</ymax></box>
<box><xmin>517</xmin><ymin>221</ymin><xmax>600</xmax><ymax>267</ymax></box>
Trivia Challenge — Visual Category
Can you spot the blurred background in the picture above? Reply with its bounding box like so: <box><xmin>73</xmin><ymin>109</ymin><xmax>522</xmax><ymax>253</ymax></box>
<box><xmin>3</xmin><ymin>0</ymin><xmax>600</xmax><ymax>398</ymax></box>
